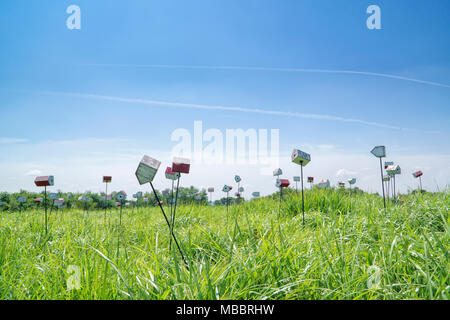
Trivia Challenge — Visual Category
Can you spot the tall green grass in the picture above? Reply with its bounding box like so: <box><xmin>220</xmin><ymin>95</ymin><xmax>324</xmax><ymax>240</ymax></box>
<box><xmin>0</xmin><ymin>188</ymin><xmax>448</xmax><ymax>300</ymax></box>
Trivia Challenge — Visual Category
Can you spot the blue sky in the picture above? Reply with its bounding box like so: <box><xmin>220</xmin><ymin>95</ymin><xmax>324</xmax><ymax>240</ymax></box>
<box><xmin>0</xmin><ymin>0</ymin><xmax>449</xmax><ymax>197</ymax></box>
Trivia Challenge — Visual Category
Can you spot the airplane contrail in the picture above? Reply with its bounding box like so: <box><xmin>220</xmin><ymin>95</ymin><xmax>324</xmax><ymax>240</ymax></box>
<box><xmin>81</xmin><ymin>64</ymin><xmax>450</xmax><ymax>89</ymax></box>
<box><xmin>34</xmin><ymin>90</ymin><xmax>436</xmax><ymax>132</ymax></box>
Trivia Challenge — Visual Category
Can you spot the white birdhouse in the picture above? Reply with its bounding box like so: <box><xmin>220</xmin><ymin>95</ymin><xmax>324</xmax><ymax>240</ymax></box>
<box><xmin>291</xmin><ymin>149</ymin><xmax>311</xmax><ymax>166</ymax></box>
<box><xmin>386</xmin><ymin>165</ymin><xmax>401</xmax><ymax>175</ymax></box>
<box><xmin>135</xmin><ymin>155</ymin><xmax>161</xmax><ymax>185</ymax></box>
<box><xmin>273</xmin><ymin>168</ymin><xmax>283</xmax><ymax>176</ymax></box>
<box><xmin>384</xmin><ymin>161</ymin><xmax>394</xmax><ymax>169</ymax></box>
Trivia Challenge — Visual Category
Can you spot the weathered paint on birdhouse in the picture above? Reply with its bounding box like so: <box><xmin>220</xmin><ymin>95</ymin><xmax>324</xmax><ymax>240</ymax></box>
<box><xmin>34</xmin><ymin>198</ymin><xmax>43</xmax><ymax>203</ymax></box>
<box><xmin>34</xmin><ymin>176</ymin><xmax>54</xmax><ymax>187</ymax></box>
<box><xmin>348</xmin><ymin>178</ymin><xmax>356</xmax><ymax>185</ymax></box>
<box><xmin>208</xmin><ymin>187</ymin><xmax>214</xmax><ymax>193</ymax></box>
<box><xmin>172</xmin><ymin>157</ymin><xmax>190</xmax><ymax>174</ymax></box>
<box><xmin>273</xmin><ymin>168</ymin><xmax>283</xmax><ymax>176</ymax></box>
<box><xmin>291</xmin><ymin>149</ymin><xmax>311</xmax><ymax>166</ymax></box>
<box><xmin>371</xmin><ymin>146</ymin><xmax>386</xmax><ymax>158</ymax></box>
<box><xmin>307</xmin><ymin>177</ymin><xmax>314</xmax><ymax>183</ymax></box>
<box><xmin>293</xmin><ymin>176</ymin><xmax>300</xmax><ymax>182</ymax></box>
<box><xmin>234</xmin><ymin>175</ymin><xmax>241</xmax><ymax>183</ymax></box>
<box><xmin>222</xmin><ymin>185</ymin><xmax>232</xmax><ymax>192</ymax></box>
<box><xmin>165</xmin><ymin>166</ymin><xmax>180</xmax><ymax>180</ymax></box>
<box><xmin>413</xmin><ymin>171</ymin><xmax>423</xmax><ymax>178</ymax></box>
<box><xmin>103</xmin><ymin>176</ymin><xmax>112</xmax><ymax>183</ymax></box>
<box><xmin>276</xmin><ymin>179</ymin><xmax>290</xmax><ymax>188</ymax></box>
<box><xmin>135</xmin><ymin>155</ymin><xmax>161</xmax><ymax>185</ymax></box>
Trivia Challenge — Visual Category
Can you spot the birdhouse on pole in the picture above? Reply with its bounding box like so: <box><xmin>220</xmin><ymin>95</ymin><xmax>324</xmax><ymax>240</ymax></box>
<box><xmin>291</xmin><ymin>148</ymin><xmax>311</xmax><ymax>225</ymax></box>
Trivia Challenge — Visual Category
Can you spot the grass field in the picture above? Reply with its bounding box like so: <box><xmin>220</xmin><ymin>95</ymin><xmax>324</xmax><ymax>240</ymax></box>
<box><xmin>0</xmin><ymin>188</ymin><xmax>448</xmax><ymax>300</ymax></box>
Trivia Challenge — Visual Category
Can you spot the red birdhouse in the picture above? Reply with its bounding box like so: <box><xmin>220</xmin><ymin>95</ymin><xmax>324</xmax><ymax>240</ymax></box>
<box><xmin>34</xmin><ymin>176</ymin><xmax>54</xmax><ymax>187</ymax></box>
<box><xmin>276</xmin><ymin>179</ymin><xmax>290</xmax><ymax>188</ymax></box>
<box><xmin>172</xmin><ymin>157</ymin><xmax>190</xmax><ymax>174</ymax></box>
<box><xmin>412</xmin><ymin>171</ymin><xmax>423</xmax><ymax>178</ymax></box>
<box><xmin>103</xmin><ymin>176</ymin><xmax>112</xmax><ymax>183</ymax></box>
<box><xmin>165</xmin><ymin>166</ymin><xmax>180</xmax><ymax>180</ymax></box>
<box><xmin>307</xmin><ymin>177</ymin><xmax>314</xmax><ymax>183</ymax></box>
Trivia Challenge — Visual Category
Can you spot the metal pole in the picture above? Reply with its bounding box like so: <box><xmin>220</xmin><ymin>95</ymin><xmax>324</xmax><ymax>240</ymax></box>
<box><xmin>119</xmin><ymin>203</ymin><xmax>122</xmax><ymax>225</ymax></box>
<box><xmin>44</xmin><ymin>186</ymin><xmax>47</xmax><ymax>235</ymax></box>
<box><xmin>393</xmin><ymin>175</ymin><xmax>396</xmax><ymax>198</ymax></box>
<box><xmin>226</xmin><ymin>191</ymin><xmax>229</xmax><ymax>215</ymax></box>
<box><xmin>104</xmin><ymin>183</ymin><xmax>108</xmax><ymax>222</ymax></box>
<box><xmin>301</xmin><ymin>161</ymin><xmax>305</xmax><ymax>225</ymax></box>
<box><xmin>279</xmin><ymin>187</ymin><xmax>282</xmax><ymax>218</ymax></box>
<box><xmin>391</xmin><ymin>175</ymin><xmax>394</xmax><ymax>199</ymax></box>
<box><xmin>170</xmin><ymin>179</ymin><xmax>174</xmax><ymax>225</ymax></box>
<box><xmin>170</xmin><ymin>176</ymin><xmax>181</xmax><ymax>248</ymax></box>
<box><xmin>419</xmin><ymin>176</ymin><xmax>422</xmax><ymax>193</ymax></box>
<box><xmin>237</xmin><ymin>182</ymin><xmax>240</xmax><ymax>204</ymax></box>
<box><xmin>149</xmin><ymin>181</ymin><xmax>188</xmax><ymax>269</ymax></box>
<box><xmin>386</xmin><ymin>178</ymin><xmax>390</xmax><ymax>201</ymax></box>
<box><xmin>379</xmin><ymin>158</ymin><xmax>387</xmax><ymax>212</ymax></box>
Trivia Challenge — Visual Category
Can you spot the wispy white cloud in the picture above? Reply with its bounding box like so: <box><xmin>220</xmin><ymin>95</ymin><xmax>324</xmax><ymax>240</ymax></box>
<box><xmin>27</xmin><ymin>90</ymin><xmax>435</xmax><ymax>132</ymax></box>
<box><xmin>81</xmin><ymin>64</ymin><xmax>450</xmax><ymax>89</ymax></box>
